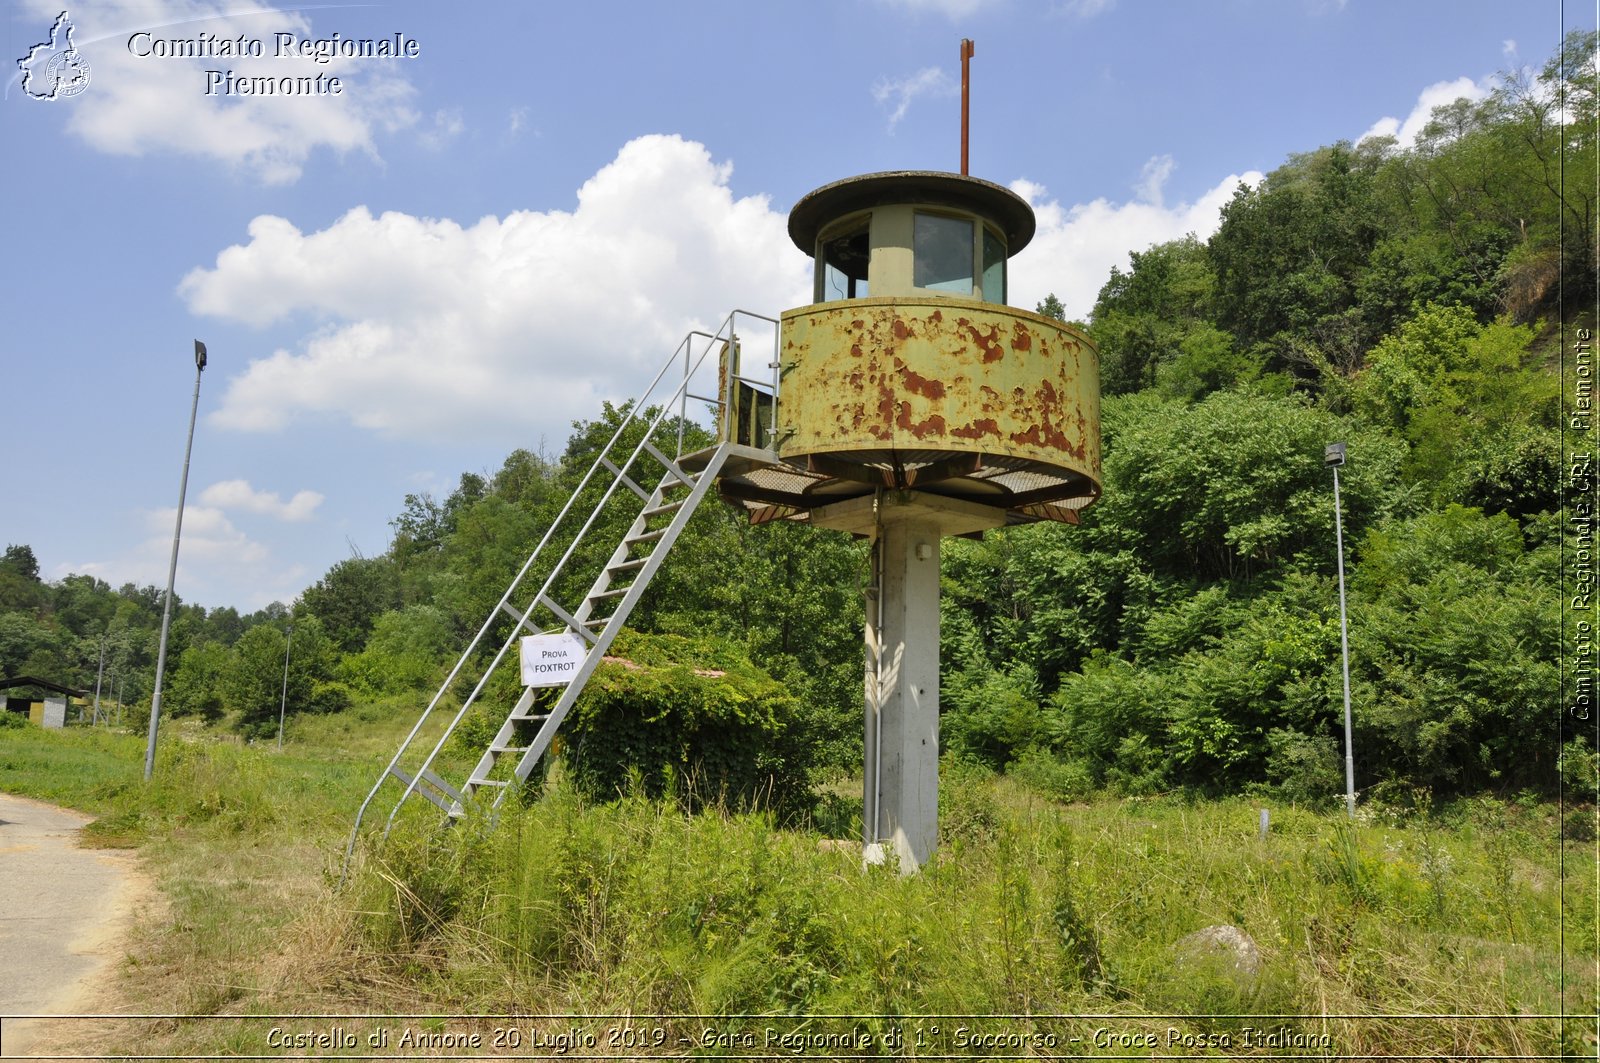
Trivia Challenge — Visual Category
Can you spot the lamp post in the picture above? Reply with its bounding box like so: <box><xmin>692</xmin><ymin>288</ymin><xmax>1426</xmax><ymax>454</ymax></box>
<box><xmin>1326</xmin><ymin>442</ymin><xmax>1356</xmax><ymax>818</ymax></box>
<box><xmin>92</xmin><ymin>636</ymin><xmax>106</xmax><ymax>725</ymax></box>
<box><xmin>277</xmin><ymin>624</ymin><xmax>293</xmax><ymax>751</ymax></box>
<box><xmin>145</xmin><ymin>340</ymin><xmax>206</xmax><ymax>781</ymax></box>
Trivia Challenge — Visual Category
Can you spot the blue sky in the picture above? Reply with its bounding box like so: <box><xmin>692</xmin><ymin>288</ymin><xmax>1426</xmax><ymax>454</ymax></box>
<box><xmin>0</xmin><ymin>0</ymin><xmax>1586</xmax><ymax>613</ymax></box>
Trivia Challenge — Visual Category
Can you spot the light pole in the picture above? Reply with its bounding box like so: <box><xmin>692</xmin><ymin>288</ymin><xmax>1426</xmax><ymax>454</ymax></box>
<box><xmin>1326</xmin><ymin>442</ymin><xmax>1356</xmax><ymax>818</ymax></box>
<box><xmin>277</xmin><ymin>624</ymin><xmax>293</xmax><ymax>751</ymax></box>
<box><xmin>145</xmin><ymin>340</ymin><xmax>206</xmax><ymax>781</ymax></box>
<box><xmin>92</xmin><ymin>636</ymin><xmax>106</xmax><ymax>725</ymax></box>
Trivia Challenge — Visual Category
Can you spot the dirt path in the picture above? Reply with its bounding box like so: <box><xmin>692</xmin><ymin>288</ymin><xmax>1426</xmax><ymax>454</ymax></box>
<box><xmin>0</xmin><ymin>793</ymin><xmax>148</xmax><ymax>1059</ymax></box>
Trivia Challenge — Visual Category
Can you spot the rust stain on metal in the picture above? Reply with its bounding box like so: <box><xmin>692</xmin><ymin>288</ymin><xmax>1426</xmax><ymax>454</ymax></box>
<box><xmin>955</xmin><ymin>317</ymin><xmax>1006</xmax><ymax>363</ymax></box>
<box><xmin>1009</xmin><ymin>419</ymin><xmax>1071</xmax><ymax>452</ymax></box>
<box><xmin>892</xmin><ymin>317</ymin><xmax>915</xmax><ymax>341</ymax></box>
<box><xmin>872</xmin><ymin>389</ymin><xmax>896</xmax><ymax>439</ymax></box>
<box><xmin>900</xmin><ymin>364</ymin><xmax>946</xmax><ymax>401</ymax></box>
<box><xmin>895</xmin><ymin>400</ymin><xmax>945</xmax><ymax>438</ymax></box>
<box><xmin>951</xmin><ymin>417</ymin><xmax>1000</xmax><ymax>441</ymax></box>
<box><xmin>1010</xmin><ymin>323</ymin><xmax>1033</xmax><ymax>352</ymax></box>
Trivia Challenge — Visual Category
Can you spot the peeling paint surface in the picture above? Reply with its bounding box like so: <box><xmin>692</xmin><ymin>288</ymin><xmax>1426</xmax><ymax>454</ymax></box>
<box><xmin>776</xmin><ymin>297</ymin><xmax>1101</xmax><ymax>510</ymax></box>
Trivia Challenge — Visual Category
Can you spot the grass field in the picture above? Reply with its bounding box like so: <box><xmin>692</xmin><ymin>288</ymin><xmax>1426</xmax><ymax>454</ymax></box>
<box><xmin>2</xmin><ymin>709</ymin><xmax>1596</xmax><ymax>1059</ymax></box>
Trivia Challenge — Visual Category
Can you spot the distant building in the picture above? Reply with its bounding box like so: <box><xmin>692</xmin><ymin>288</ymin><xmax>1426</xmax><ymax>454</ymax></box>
<box><xmin>1</xmin><ymin>676</ymin><xmax>89</xmax><ymax>729</ymax></box>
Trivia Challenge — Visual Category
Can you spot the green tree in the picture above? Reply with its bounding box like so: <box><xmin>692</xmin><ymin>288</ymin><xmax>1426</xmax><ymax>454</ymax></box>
<box><xmin>52</xmin><ymin>574</ymin><xmax>117</xmax><ymax>638</ymax></box>
<box><xmin>200</xmin><ymin>606</ymin><xmax>246</xmax><ymax>647</ymax></box>
<box><xmin>166</xmin><ymin>641</ymin><xmax>229</xmax><ymax>721</ymax></box>
<box><xmin>339</xmin><ymin>605</ymin><xmax>454</xmax><ymax>696</ymax></box>
<box><xmin>297</xmin><ymin>555</ymin><xmax>402</xmax><ymax>652</ymax></box>
<box><xmin>1087</xmin><ymin>236</ymin><xmax>1240</xmax><ymax>396</ymax></box>
<box><xmin>1090</xmin><ymin>391</ymin><xmax>1407</xmax><ymax>583</ymax></box>
<box><xmin>1401</xmin><ymin>32</ymin><xmax>1598</xmax><ymax>317</ymax></box>
<box><xmin>1207</xmin><ymin>143</ymin><xmax>1389</xmax><ymax>381</ymax></box>
<box><xmin>1</xmin><ymin>544</ymin><xmax>41</xmax><ymax>581</ymax></box>
<box><xmin>223</xmin><ymin>617</ymin><xmax>342</xmax><ymax>738</ymax></box>
<box><xmin>1349</xmin><ymin>506</ymin><xmax>1559</xmax><ymax>791</ymax></box>
<box><xmin>491</xmin><ymin>447</ymin><xmax>556</xmax><ymax>511</ymax></box>
<box><xmin>0</xmin><ymin>613</ymin><xmax>54</xmax><ymax>678</ymax></box>
<box><xmin>1352</xmin><ymin>303</ymin><xmax>1558</xmax><ymax>513</ymax></box>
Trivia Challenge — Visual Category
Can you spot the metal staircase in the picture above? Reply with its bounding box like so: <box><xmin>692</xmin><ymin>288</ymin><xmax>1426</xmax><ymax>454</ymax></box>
<box><xmin>344</xmin><ymin>311</ymin><xmax>780</xmax><ymax>871</ymax></box>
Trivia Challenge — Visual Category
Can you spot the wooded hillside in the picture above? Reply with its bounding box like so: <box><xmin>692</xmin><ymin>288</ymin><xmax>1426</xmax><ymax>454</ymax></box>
<box><xmin>4</xmin><ymin>31</ymin><xmax>1593</xmax><ymax>809</ymax></box>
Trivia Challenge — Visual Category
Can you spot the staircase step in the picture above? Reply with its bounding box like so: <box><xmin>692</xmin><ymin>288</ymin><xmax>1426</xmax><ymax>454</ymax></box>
<box><xmin>609</xmin><ymin>557</ymin><xmax>649</xmax><ymax>573</ymax></box>
<box><xmin>627</xmin><ymin>528</ymin><xmax>668</xmax><ymax>545</ymax></box>
<box><xmin>589</xmin><ymin>586</ymin><xmax>631</xmax><ymax>602</ymax></box>
<box><xmin>468</xmin><ymin>778</ymin><xmax>511</xmax><ymax>789</ymax></box>
<box><xmin>642</xmin><ymin>499</ymin><xmax>685</xmax><ymax>518</ymax></box>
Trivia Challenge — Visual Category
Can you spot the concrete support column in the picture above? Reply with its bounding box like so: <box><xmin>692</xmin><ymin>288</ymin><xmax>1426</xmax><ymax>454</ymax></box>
<box><xmin>812</xmin><ymin>490</ymin><xmax>1003</xmax><ymax>875</ymax></box>
<box><xmin>864</xmin><ymin>512</ymin><xmax>943</xmax><ymax>873</ymax></box>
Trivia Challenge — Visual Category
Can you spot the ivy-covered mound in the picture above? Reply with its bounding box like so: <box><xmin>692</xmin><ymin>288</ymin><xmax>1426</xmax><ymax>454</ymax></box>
<box><xmin>561</xmin><ymin>631</ymin><xmax>819</xmax><ymax>820</ymax></box>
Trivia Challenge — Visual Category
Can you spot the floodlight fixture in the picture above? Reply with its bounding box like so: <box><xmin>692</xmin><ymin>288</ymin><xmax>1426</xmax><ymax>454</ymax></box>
<box><xmin>1325</xmin><ymin>442</ymin><xmax>1346</xmax><ymax>467</ymax></box>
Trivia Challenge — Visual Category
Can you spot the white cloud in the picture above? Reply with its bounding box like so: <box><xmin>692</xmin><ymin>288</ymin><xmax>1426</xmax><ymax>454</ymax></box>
<box><xmin>181</xmin><ymin>134</ymin><xmax>811</xmax><ymax>442</ymax></box>
<box><xmin>149</xmin><ymin>506</ymin><xmax>270</xmax><ymax>565</ymax></box>
<box><xmin>1134</xmin><ymin>154</ymin><xmax>1176</xmax><ymax>208</ymax></box>
<box><xmin>71</xmin><ymin>505</ymin><xmax>305</xmax><ymax>611</ymax></box>
<box><xmin>1056</xmin><ymin>0</ymin><xmax>1115</xmax><ymax>16</ymax></box>
<box><xmin>1359</xmin><ymin>75</ymin><xmax>1494</xmax><ymax>150</ymax></box>
<box><xmin>13</xmin><ymin>0</ymin><xmax>419</xmax><ymax>184</ymax></box>
<box><xmin>200</xmin><ymin>480</ymin><xmax>324</xmax><ymax>521</ymax></box>
<box><xmin>875</xmin><ymin>0</ymin><xmax>1000</xmax><ymax>16</ymax></box>
<box><xmin>1008</xmin><ymin>168</ymin><xmax>1261</xmax><ymax>320</ymax></box>
<box><xmin>417</xmin><ymin>108</ymin><xmax>465</xmax><ymax>151</ymax></box>
<box><xmin>872</xmin><ymin>67</ymin><xmax>956</xmax><ymax>131</ymax></box>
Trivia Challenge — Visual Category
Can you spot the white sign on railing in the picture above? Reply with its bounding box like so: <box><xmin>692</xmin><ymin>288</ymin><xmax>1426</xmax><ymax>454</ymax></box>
<box><xmin>520</xmin><ymin>633</ymin><xmax>585</xmax><ymax>687</ymax></box>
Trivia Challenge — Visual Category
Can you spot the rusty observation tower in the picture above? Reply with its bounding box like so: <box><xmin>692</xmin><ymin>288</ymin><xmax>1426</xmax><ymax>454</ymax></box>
<box><xmin>350</xmin><ymin>41</ymin><xmax>1101</xmax><ymax>877</ymax></box>
<box><xmin>708</xmin><ymin>168</ymin><xmax>1102</xmax><ymax>869</ymax></box>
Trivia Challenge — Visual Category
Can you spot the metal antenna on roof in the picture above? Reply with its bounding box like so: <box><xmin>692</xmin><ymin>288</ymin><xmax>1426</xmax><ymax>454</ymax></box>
<box><xmin>960</xmin><ymin>38</ymin><xmax>974</xmax><ymax>175</ymax></box>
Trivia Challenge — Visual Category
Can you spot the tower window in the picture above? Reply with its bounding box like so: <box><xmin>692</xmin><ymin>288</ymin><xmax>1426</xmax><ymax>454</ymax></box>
<box><xmin>913</xmin><ymin>212</ymin><xmax>974</xmax><ymax>294</ymax></box>
<box><xmin>981</xmin><ymin>226</ymin><xmax>1006</xmax><ymax>302</ymax></box>
<box><xmin>818</xmin><ymin>219</ymin><xmax>871</xmax><ymax>302</ymax></box>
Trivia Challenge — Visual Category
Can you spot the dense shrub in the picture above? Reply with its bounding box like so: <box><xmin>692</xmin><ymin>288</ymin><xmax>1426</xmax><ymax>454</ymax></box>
<box><xmin>561</xmin><ymin>631</ymin><xmax>819</xmax><ymax>820</ymax></box>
